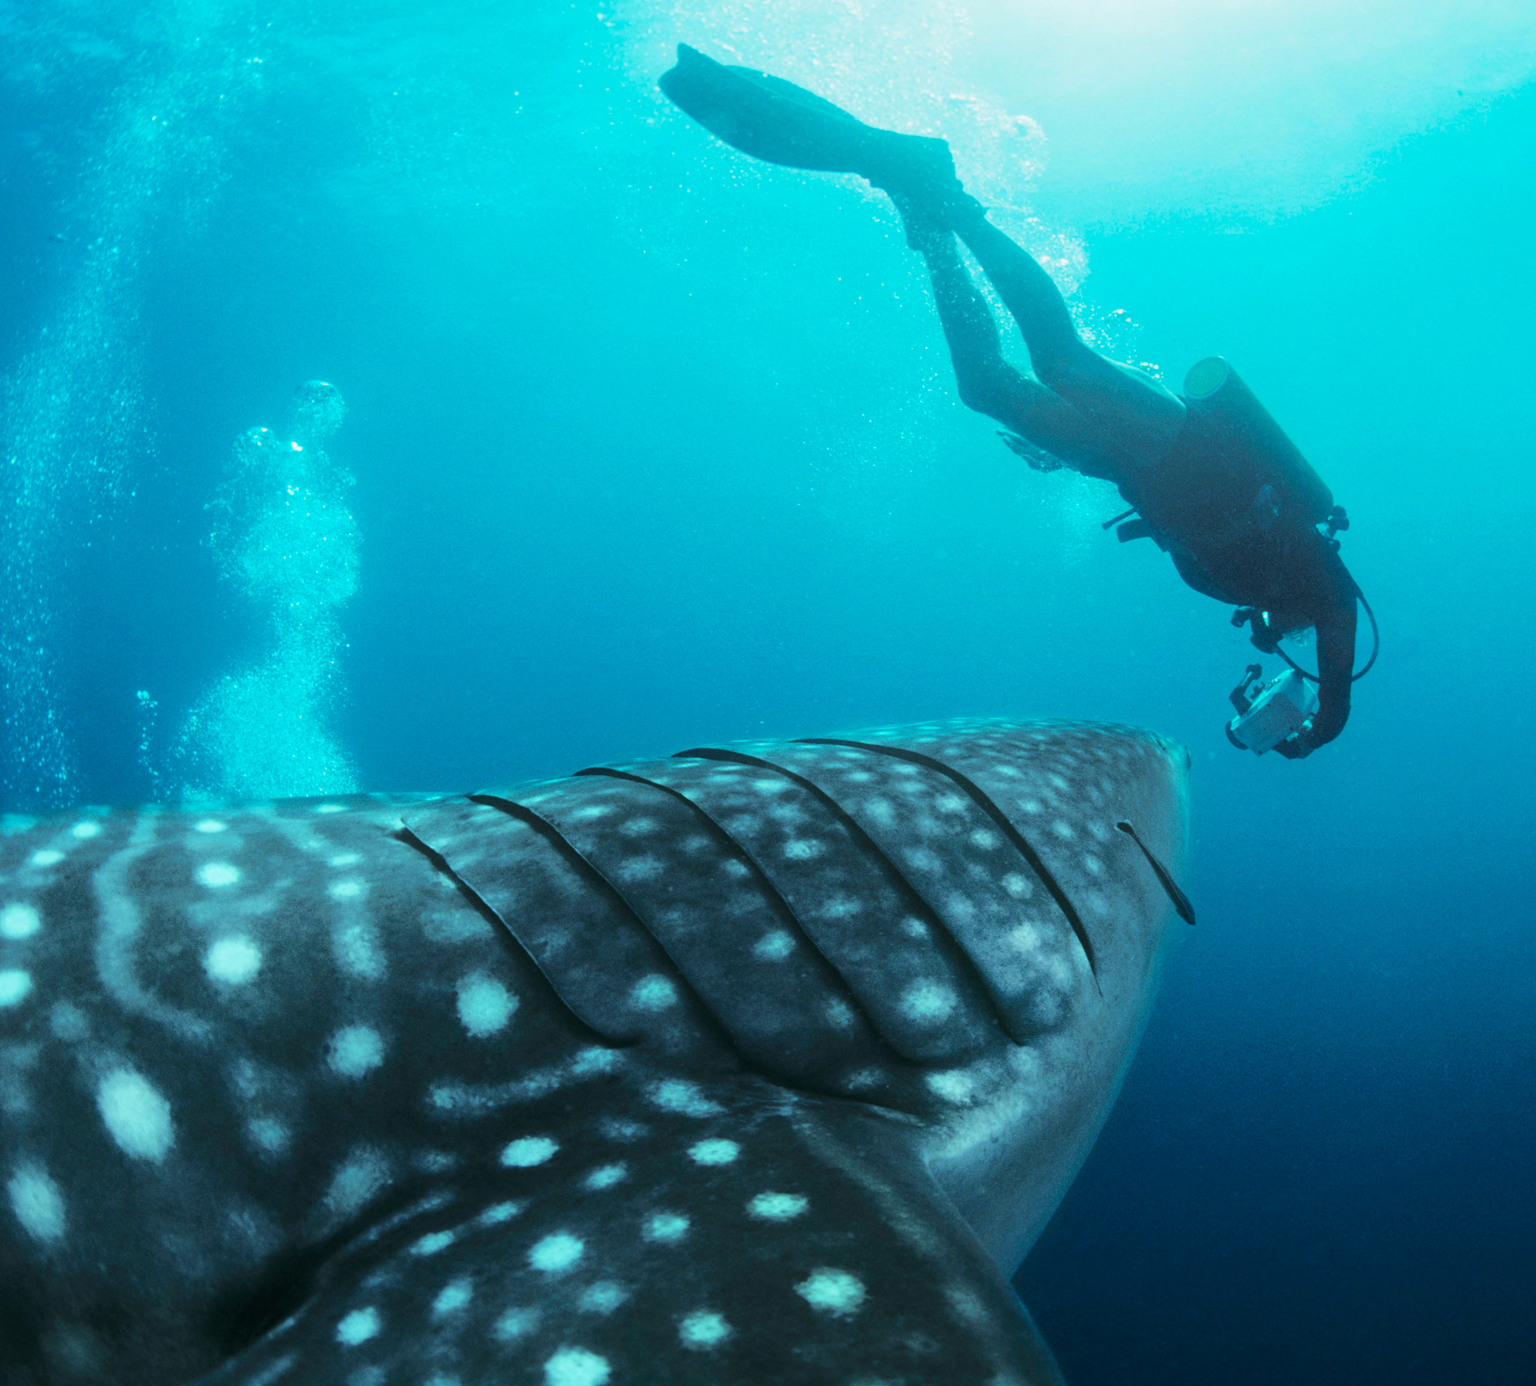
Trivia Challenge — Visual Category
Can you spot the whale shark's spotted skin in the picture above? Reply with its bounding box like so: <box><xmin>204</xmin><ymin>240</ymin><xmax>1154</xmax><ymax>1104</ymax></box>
<box><xmin>0</xmin><ymin>719</ymin><xmax>1190</xmax><ymax>1386</ymax></box>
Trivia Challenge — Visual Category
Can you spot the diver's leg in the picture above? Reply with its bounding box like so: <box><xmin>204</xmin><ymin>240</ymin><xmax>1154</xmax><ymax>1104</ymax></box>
<box><xmin>953</xmin><ymin>214</ymin><xmax>1185</xmax><ymax>460</ymax></box>
<box><xmin>867</xmin><ymin>126</ymin><xmax>1184</xmax><ymax>462</ymax></box>
<box><xmin>912</xmin><ymin>227</ymin><xmax>1116</xmax><ymax>478</ymax></box>
<box><xmin>945</xmin><ymin>216</ymin><xmax>1087</xmax><ymax>380</ymax></box>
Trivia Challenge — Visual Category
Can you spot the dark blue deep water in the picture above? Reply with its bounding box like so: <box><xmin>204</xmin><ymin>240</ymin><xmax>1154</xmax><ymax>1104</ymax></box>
<box><xmin>3</xmin><ymin>3</ymin><xmax>1533</xmax><ymax>1381</ymax></box>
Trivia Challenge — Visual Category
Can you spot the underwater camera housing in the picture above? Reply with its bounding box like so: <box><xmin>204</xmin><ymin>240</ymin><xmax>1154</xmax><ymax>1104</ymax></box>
<box><xmin>1226</xmin><ymin>666</ymin><xmax>1319</xmax><ymax>755</ymax></box>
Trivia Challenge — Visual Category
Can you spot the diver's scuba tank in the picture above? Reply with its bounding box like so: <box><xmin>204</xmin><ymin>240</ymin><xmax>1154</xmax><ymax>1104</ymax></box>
<box><xmin>1182</xmin><ymin>357</ymin><xmax>1334</xmax><ymax>524</ymax></box>
<box><xmin>1104</xmin><ymin>356</ymin><xmax>1337</xmax><ymax>551</ymax></box>
<box><xmin>1225</xmin><ymin>665</ymin><xmax>1319</xmax><ymax>755</ymax></box>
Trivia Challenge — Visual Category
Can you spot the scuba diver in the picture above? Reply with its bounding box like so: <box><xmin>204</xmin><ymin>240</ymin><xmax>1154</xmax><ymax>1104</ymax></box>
<box><xmin>660</xmin><ymin>46</ymin><xmax>1372</xmax><ymax>759</ymax></box>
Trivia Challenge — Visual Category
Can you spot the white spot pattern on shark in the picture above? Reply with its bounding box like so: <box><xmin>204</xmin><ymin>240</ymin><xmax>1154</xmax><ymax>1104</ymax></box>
<box><xmin>643</xmin><ymin>1211</ymin><xmax>690</xmax><ymax>1243</ymax></box>
<box><xmin>748</xmin><ymin>1191</ymin><xmax>808</xmax><ymax>1220</ymax></box>
<box><xmin>678</xmin><ymin>1309</ymin><xmax>732</xmax><ymax>1348</ymax></box>
<box><xmin>542</xmin><ymin>1346</ymin><xmax>610</xmax><ymax>1386</ymax></box>
<box><xmin>502</xmin><ymin>1136</ymin><xmax>558</xmax><ymax>1168</ymax></box>
<box><xmin>335</xmin><ymin>1307</ymin><xmax>381</xmax><ymax>1346</ymax></box>
<box><xmin>96</xmin><ymin>1068</ymin><xmax>175</xmax><ymax>1162</ymax></box>
<box><xmin>326</xmin><ymin>1025</ymin><xmax>385</xmax><ymax>1078</ymax></box>
<box><xmin>528</xmin><ymin>1232</ymin><xmax>584</xmax><ymax>1273</ymax></box>
<box><xmin>455</xmin><ymin>973</ymin><xmax>516</xmax><ymax>1037</ymax></box>
<box><xmin>1</xmin><ymin>904</ymin><xmax>41</xmax><ymax>939</ymax></box>
<box><xmin>196</xmin><ymin>861</ymin><xmax>241</xmax><ymax>888</ymax></box>
<box><xmin>7</xmin><ymin>1163</ymin><xmax>66</xmax><ymax>1242</ymax></box>
<box><xmin>432</xmin><ymin>1277</ymin><xmax>473</xmax><ymax>1317</ymax></box>
<box><xmin>795</xmin><ymin>1267</ymin><xmax>867</xmax><ymax>1317</ymax></box>
<box><xmin>205</xmin><ymin>936</ymin><xmax>263</xmax><ymax>985</ymax></box>
<box><xmin>687</xmin><ymin>1139</ymin><xmax>738</xmax><ymax>1166</ymax></box>
<box><xmin>0</xmin><ymin>718</ymin><xmax>1191</xmax><ymax>1385</ymax></box>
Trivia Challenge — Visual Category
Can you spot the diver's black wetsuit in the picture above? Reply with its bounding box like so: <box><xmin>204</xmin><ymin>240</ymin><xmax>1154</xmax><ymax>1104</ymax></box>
<box><xmin>653</xmin><ymin>43</ymin><xmax>1357</xmax><ymax>756</ymax></box>
<box><xmin>912</xmin><ymin>213</ymin><xmax>1358</xmax><ymax>756</ymax></box>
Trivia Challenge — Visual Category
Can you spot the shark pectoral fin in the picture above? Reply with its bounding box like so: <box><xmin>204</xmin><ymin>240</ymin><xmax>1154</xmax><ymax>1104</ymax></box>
<box><xmin>188</xmin><ymin>1084</ymin><xmax>1067</xmax><ymax>1386</ymax></box>
<box><xmin>1117</xmin><ymin>819</ymin><xmax>1197</xmax><ymax>925</ymax></box>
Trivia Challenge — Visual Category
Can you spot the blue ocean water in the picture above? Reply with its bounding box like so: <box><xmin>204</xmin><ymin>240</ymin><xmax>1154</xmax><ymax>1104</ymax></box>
<box><xmin>1</xmin><ymin>2</ymin><xmax>1532</xmax><ymax>1381</ymax></box>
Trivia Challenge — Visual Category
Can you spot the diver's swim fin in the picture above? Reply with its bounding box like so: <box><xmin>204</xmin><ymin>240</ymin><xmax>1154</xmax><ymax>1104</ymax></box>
<box><xmin>659</xmin><ymin>43</ymin><xmax>872</xmax><ymax>173</ymax></box>
<box><xmin>658</xmin><ymin>43</ymin><xmax>957</xmax><ymax>196</ymax></box>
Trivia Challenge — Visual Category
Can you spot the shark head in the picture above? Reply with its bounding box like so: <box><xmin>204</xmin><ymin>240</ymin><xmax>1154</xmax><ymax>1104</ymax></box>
<box><xmin>818</xmin><ymin>721</ymin><xmax>1192</xmax><ymax>1273</ymax></box>
<box><xmin>652</xmin><ymin>719</ymin><xmax>1192</xmax><ymax>1274</ymax></box>
<box><xmin>0</xmin><ymin>718</ymin><xmax>1189</xmax><ymax>1386</ymax></box>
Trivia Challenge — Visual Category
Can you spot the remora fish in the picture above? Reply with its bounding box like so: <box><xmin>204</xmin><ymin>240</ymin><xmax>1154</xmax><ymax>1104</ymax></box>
<box><xmin>0</xmin><ymin>718</ymin><xmax>1192</xmax><ymax>1385</ymax></box>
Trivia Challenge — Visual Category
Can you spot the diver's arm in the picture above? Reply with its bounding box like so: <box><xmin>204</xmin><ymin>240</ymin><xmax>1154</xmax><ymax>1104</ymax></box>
<box><xmin>1308</xmin><ymin>597</ymin><xmax>1357</xmax><ymax>746</ymax></box>
<box><xmin>1278</xmin><ymin>595</ymin><xmax>1357</xmax><ymax>757</ymax></box>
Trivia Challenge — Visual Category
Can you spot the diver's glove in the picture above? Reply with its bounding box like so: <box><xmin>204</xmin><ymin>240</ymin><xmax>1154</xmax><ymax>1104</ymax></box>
<box><xmin>1274</xmin><ymin>729</ymin><xmax>1315</xmax><ymax>760</ymax></box>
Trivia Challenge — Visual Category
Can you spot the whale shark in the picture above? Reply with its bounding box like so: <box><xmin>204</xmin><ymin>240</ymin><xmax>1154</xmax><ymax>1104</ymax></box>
<box><xmin>0</xmin><ymin>717</ymin><xmax>1191</xmax><ymax>1386</ymax></box>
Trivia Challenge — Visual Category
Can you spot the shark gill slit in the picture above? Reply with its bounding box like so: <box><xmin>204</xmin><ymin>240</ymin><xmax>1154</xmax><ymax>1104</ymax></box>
<box><xmin>393</xmin><ymin>824</ymin><xmax>621</xmax><ymax>1045</ymax></box>
<box><xmin>467</xmin><ymin>792</ymin><xmax>821</xmax><ymax>1090</ymax></box>
<box><xmin>799</xmin><ymin>739</ymin><xmax>1100</xmax><ymax>983</ymax></box>
<box><xmin>576</xmin><ymin>764</ymin><xmax>930</xmax><ymax>1073</ymax></box>
<box><xmin>673</xmin><ymin>745</ymin><xmax>1030</xmax><ymax>1047</ymax></box>
<box><xmin>1115</xmin><ymin>820</ymin><xmax>1197</xmax><ymax>925</ymax></box>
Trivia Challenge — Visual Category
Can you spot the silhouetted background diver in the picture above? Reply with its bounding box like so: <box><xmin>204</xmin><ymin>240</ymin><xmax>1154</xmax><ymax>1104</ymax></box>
<box><xmin>661</xmin><ymin>45</ymin><xmax>1363</xmax><ymax>758</ymax></box>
